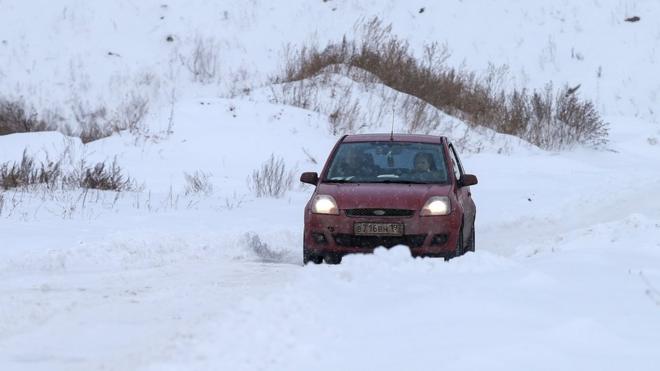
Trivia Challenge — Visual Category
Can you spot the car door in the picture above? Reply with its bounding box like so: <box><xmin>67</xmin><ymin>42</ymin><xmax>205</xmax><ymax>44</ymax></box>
<box><xmin>448</xmin><ymin>143</ymin><xmax>475</xmax><ymax>240</ymax></box>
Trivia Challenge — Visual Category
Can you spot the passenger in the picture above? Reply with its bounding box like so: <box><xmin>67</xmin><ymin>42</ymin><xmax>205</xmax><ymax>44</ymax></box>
<box><xmin>414</xmin><ymin>152</ymin><xmax>436</xmax><ymax>172</ymax></box>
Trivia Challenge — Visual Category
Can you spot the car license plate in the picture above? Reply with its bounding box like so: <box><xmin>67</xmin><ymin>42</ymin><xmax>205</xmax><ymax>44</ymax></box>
<box><xmin>354</xmin><ymin>223</ymin><xmax>403</xmax><ymax>236</ymax></box>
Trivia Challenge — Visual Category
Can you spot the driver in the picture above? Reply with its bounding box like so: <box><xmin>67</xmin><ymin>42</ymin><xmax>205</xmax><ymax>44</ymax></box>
<box><xmin>335</xmin><ymin>147</ymin><xmax>377</xmax><ymax>177</ymax></box>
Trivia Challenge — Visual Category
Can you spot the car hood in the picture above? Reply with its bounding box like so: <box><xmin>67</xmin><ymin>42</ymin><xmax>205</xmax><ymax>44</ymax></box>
<box><xmin>316</xmin><ymin>182</ymin><xmax>452</xmax><ymax>210</ymax></box>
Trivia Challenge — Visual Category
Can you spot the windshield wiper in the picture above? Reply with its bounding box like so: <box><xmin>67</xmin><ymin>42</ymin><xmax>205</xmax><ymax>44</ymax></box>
<box><xmin>324</xmin><ymin>179</ymin><xmax>354</xmax><ymax>183</ymax></box>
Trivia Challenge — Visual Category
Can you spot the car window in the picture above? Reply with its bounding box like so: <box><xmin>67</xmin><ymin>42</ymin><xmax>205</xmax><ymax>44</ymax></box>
<box><xmin>448</xmin><ymin>143</ymin><xmax>463</xmax><ymax>180</ymax></box>
<box><xmin>325</xmin><ymin>142</ymin><xmax>448</xmax><ymax>184</ymax></box>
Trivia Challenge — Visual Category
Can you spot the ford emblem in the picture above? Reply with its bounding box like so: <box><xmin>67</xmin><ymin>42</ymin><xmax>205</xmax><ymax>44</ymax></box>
<box><xmin>373</xmin><ymin>210</ymin><xmax>386</xmax><ymax>216</ymax></box>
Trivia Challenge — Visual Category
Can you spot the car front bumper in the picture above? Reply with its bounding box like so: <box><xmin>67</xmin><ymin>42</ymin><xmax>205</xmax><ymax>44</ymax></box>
<box><xmin>303</xmin><ymin>210</ymin><xmax>462</xmax><ymax>258</ymax></box>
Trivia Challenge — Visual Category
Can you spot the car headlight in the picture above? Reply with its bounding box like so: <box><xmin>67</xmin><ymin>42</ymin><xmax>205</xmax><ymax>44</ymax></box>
<box><xmin>420</xmin><ymin>196</ymin><xmax>451</xmax><ymax>216</ymax></box>
<box><xmin>311</xmin><ymin>195</ymin><xmax>339</xmax><ymax>215</ymax></box>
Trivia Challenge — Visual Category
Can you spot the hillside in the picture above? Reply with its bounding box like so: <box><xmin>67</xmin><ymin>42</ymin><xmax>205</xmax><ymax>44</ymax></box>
<box><xmin>1</xmin><ymin>1</ymin><xmax>659</xmax><ymax>370</ymax></box>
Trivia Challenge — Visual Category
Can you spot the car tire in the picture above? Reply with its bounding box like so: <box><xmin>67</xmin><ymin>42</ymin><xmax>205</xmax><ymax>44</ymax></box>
<box><xmin>323</xmin><ymin>253</ymin><xmax>342</xmax><ymax>265</ymax></box>
<box><xmin>303</xmin><ymin>250</ymin><xmax>323</xmax><ymax>265</ymax></box>
<box><xmin>448</xmin><ymin>224</ymin><xmax>464</xmax><ymax>260</ymax></box>
<box><xmin>467</xmin><ymin>225</ymin><xmax>476</xmax><ymax>252</ymax></box>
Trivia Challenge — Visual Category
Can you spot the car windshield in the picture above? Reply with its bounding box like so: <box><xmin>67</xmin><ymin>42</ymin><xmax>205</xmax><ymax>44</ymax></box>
<box><xmin>324</xmin><ymin>141</ymin><xmax>449</xmax><ymax>184</ymax></box>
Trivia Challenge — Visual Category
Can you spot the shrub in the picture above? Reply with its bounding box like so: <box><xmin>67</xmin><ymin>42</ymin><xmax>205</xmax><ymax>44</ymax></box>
<box><xmin>116</xmin><ymin>93</ymin><xmax>149</xmax><ymax>135</ymax></box>
<box><xmin>73</xmin><ymin>104</ymin><xmax>114</xmax><ymax>143</ymax></box>
<box><xmin>1</xmin><ymin>95</ymin><xmax>151</xmax><ymax>144</ymax></box>
<box><xmin>399</xmin><ymin>95</ymin><xmax>442</xmax><ymax>134</ymax></box>
<box><xmin>248</xmin><ymin>154</ymin><xmax>293</xmax><ymax>198</ymax></box>
<box><xmin>79</xmin><ymin>121</ymin><xmax>114</xmax><ymax>144</ymax></box>
<box><xmin>73</xmin><ymin>94</ymin><xmax>150</xmax><ymax>143</ymax></box>
<box><xmin>277</xmin><ymin>18</ymin><xmax>608</xmax><ymax>149</ymax></box>
<box><xmin>76</xmin><ymin>158</ymin><xmax>135</xmax><ymax>191</ymax></box>
<box><xmin>0</xmin><ymin>99</ymin><xmax>53</xmax><ymax>136</ymax></box>
<box><xmin>184</xmin><ymin>171</ymin><xmax>213</xmax><ymax>195</ymax></box>
<box><xmin>328</xmin><ymin>97</ymin><xmax>361</xmax><ymax>135</ymax></box>
<box><xmin>0</xmin><ymin>150</ymin><xmax>61</xmax><ymax>190</ymax></box>
<box><xmin>0</xmin><ymin>151</ymin><xmax>134</xmax><ymax>192</ymax></box>
<box><xmin>182</xmin><ymin>36</ymin><xmax>220</xmax><ymax>84</ymax></box>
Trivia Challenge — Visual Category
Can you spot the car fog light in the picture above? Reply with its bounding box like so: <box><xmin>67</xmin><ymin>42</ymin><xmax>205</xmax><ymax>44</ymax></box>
<box><xmin>431</xmin><ymin>234</ymin><xmax>448</xmax><ymax>245</ymax></box>
<box><xmin>312</xmin><ymin>232</ymin><xmax>327</xmax><ymax>244</ymax></box>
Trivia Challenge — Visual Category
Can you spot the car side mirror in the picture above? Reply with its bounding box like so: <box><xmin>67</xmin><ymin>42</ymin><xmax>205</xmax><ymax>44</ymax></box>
<box><xmin>300</xmin><ymin>172</ymin><xmax>319</xmax><ymax>186</ymax></box>
<box><xmin>459</xmin><ymin>174</ymin><xmax>478</xmax><ymax>187</ymax></box>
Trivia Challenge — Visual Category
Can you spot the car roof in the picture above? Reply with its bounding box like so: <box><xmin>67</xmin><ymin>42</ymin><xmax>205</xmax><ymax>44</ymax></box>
<box><xmin>342</xmin><ymin>133</ymin><xmax>446</xmax><ymax>144</ymax></box>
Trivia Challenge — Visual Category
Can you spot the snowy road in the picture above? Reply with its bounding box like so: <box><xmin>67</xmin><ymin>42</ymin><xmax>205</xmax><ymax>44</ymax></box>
<box><xmin>2</xmin><ymin>227</ymin><xmax>658</xmax><ymax>371</ymax></box>
<box><xmin>2</xmin><ymin>118</ymin><xmax>660</xmax><ymax>370</ymax></box>
<box><xmin>0</xmin><ymin>261</ymin><xmax>300</xmax><ymax>370</ymax></box>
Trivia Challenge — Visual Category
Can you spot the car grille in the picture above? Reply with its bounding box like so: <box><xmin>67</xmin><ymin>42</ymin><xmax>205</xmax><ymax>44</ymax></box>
<box><xmin>333</xmin><ymin>234</ymin><xmax>426</xmax><ymax>248</ymax></box>
<box><xmin>345</xmin><ymin>208</ymin><xmax>415</xmax><ymax>217</ymax></box>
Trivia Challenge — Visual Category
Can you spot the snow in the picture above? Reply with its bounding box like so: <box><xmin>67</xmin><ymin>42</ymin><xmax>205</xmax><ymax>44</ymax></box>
<box><xmin>1</xmin><ymin>1</ymin><xmax>660</xmax><ymax>370</ymax></box>
<box><xmin>183</xmin><ymin>243</ymin><xmax>660</xmax><ymax>371</ymax></box>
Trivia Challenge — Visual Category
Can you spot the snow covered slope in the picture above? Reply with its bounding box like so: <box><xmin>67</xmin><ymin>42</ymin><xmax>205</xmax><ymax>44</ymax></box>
<box><xmin>1</xmin><ymin>0</ymin><xmax>659</xmax><ymax>123</ymax></box>
<box><xmin>1</xmin><ymin>1</ymin><xmax>660</xmax><ymax>370</ymax></box>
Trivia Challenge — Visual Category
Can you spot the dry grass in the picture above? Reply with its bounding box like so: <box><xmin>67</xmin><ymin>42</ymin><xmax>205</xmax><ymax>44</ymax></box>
<box><xmin>76</xmin><ymin>158</ymin><xmax>135</xmax><ymax>191</ymax></box>
<box><xmin>277</xmin><ymin>18</ymin><xmax>608</xmax><ymax>149</ymax></box>
<box><xmin>0</xmin><ymin>99</ymin><xmax>55</xmax><ymax>136</ymax></box>
<box><xmin>247</xmin><ymin>154</ymin><xmax>293</xmax><ymax>198</ymax></box>
<box><xmin>73</xmin><ymin>104</ymin><xmax>115</xmax><ymax>143</ymax></box>
<box><xmin>184</xmin><ymin>171</ymin><xmax>213</xmax><ymax>196</ymax></box>
<box><xmin>0</xmin><ymin>150</ymin><xmax>62</xmax><ymax>190</ymax></box>
<box><xmin>74</xmin><ymin>94</ymin><xmax>150</xmax><ymax>143</ymax></box>
<box><xmin>0</xmin><ymin>151</ymin><xmax>135</xmax><ymax>192</ymax></box>
<box><xmin>182</xmin><ymin>36</ymin><xmax>221</xmax><ymax>84</ymax></box>
<box><xmin>1</xmin><ymin>94</ymin><xmax>150</xmax><ymax>144</ymax></box>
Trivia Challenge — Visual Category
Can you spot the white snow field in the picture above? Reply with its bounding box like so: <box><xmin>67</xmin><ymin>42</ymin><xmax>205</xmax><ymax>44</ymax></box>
<box><xmin>1</xmin><ymin>1</ymin><xmax>660</xmax><ymax>370</ymax></box>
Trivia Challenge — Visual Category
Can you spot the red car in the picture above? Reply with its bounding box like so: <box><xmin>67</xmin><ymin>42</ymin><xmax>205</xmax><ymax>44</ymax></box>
<box><xmin>300</xmin><ymin>134</ymin><xmax>478</xmax><ymax>264</ymax></box>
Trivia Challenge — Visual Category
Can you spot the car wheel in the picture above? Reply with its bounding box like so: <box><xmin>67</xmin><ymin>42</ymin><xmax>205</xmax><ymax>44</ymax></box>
<box><xmin>303</xmin><ymin>250</ymin><xmax>323</xmax><ymax>265</ymax></box>
<box><xmin>467</xmin><ymin>225</ymin><xmax>476</xmax><ymax>252</ymax></box>
<box><xmin>448</xmin><ymin>224</ymin><xmax>464</xmax><ymax>260</ymax></box>
<box><xmin>323</xmin><ymin>253</ymin><xmax>342</xmax><ymax>265</ymax></box>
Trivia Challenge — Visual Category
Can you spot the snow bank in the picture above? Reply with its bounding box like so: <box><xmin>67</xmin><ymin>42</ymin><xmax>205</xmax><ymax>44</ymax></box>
<box><xmin>163</xmin><ymin>234</ymin><xmax>660</xmax><ymax>371</ymax></box>
<box><xmin>250</xmin><ymin>72</ymin><xmax>535</xmax><ymax>154</ymax></box>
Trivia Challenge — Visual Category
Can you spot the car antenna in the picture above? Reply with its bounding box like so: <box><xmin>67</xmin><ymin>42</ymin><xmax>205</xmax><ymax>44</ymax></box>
<box><xmin>390</xmin><ymin>106</ymin><xmax>395</xmax><ymax>141</ymax></box>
